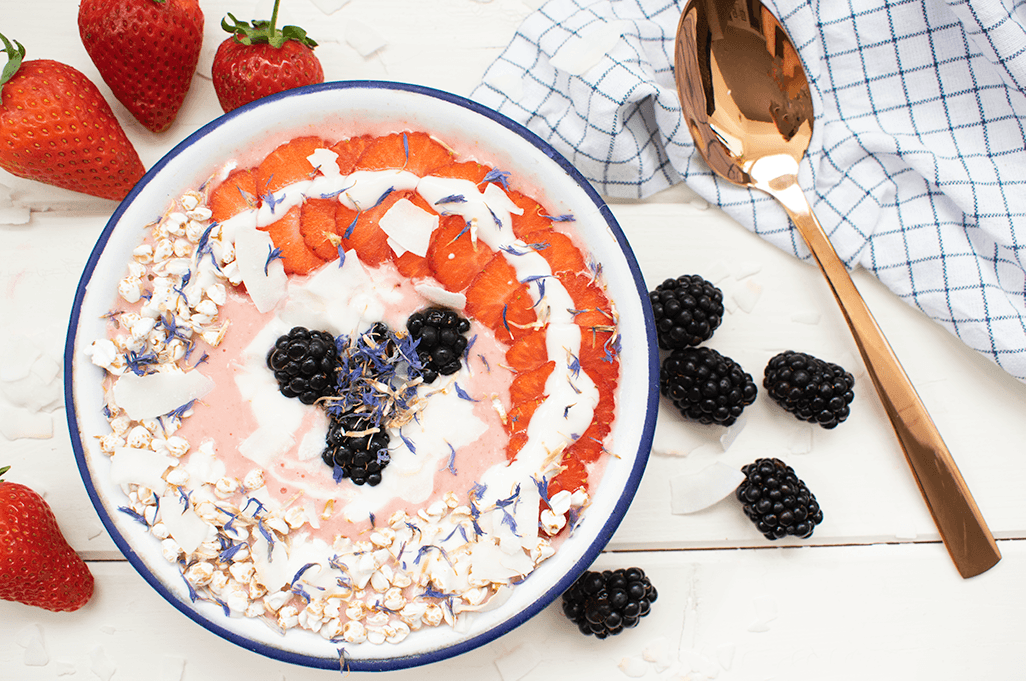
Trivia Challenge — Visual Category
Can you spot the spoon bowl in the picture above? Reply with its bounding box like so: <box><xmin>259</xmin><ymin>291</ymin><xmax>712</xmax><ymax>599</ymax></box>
<box><xmin>675</xmin><ymin>0</ymin><xmax>1000</xmax><ymax>578</ymax></box>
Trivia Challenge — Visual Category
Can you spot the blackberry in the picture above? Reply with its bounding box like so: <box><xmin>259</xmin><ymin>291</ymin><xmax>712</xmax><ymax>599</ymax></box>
<box><xmin>736</xmin><ymin>458</ymin><xmax>823</xmax><ymax>540</ymax></box>
<box><xmin>266</xmin><ymin>327</ymin><xmax>338</xmax><ymax>405</ymax></box>
<box><xmin>405</xmin><ymin>307</ymin><xmax>471</xmax><ymax>384</ymax></box>
<box><xmin>321</xmin><ymin>413</ymin><xmax>391</xmax><ymax>486</ymax></box>
<box><xmin>660</xmin><ymin>346</ymin><xmax>757</xmax><ymax>426</ymax></box>
<box><xmin>561</xmin><ymin>567</ymin><xmax>657</xmax><ymax>638</ymax></box>
<box><xmin>649</xmin><ymin>275</ymin><xmax>724</xmax><ymax>350</ymax></box>
<box><xmin>763</xmin><ymin>351</ymin><xmax>855</xmax><ymax>429</ymax></box>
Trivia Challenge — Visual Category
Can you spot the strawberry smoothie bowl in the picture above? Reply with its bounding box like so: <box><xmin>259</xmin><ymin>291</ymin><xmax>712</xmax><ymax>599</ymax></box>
<box><xmin>65</xmin><ymin>82</ymin><xmax>657</xmax><ymax>671</ymax></box>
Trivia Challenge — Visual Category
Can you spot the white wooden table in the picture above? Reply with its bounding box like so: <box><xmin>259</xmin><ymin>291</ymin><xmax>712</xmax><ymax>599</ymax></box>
<box><xmin>3</xmin><ymin>1</ymin><xmax>1025</xmax><ymax>679</ymax></box>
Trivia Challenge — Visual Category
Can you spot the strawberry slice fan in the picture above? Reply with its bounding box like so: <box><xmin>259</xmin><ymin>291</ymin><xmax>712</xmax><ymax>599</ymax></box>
<box><xmin>215</xmin><ymin>133</ymin><xmax>621</xmax><ymax>500</ymax></box>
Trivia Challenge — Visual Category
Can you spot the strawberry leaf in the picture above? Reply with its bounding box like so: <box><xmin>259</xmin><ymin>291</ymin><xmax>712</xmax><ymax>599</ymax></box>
<box><xmin>0</xmin><ymin>32</ymin><xmax>26</xmax><ymax>99</ymax></box>
<box><xmin>0</xmin><ymin>465</ymin><xmax>10</xmax><ymax>480</ymax></box>
<box><xmin>220</xmin><ymin>0</ymin><xmax>318</xmax><ymax>50</ymax></box>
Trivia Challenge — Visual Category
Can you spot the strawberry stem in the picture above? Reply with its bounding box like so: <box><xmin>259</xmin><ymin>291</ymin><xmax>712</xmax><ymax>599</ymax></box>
<box><xmin>220</xmin><ymin>0</ymin><xmax>317</xmax><ymax>50</ymax></box>
<box><xmin>0</xmin><ymin>32</ymin><xmax>26</xmax><ymax>101</ymax></box>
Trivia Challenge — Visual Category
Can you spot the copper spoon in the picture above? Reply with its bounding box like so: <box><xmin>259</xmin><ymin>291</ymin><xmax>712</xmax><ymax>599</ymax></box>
<box><xmin>674</xmin><ymin>0</ymin><xmax>1000</xmax><ymax>577</ymax></box>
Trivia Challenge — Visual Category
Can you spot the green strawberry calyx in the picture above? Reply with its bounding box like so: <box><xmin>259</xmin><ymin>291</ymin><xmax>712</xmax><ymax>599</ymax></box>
<box><xmin>221</xmin><ymin>0</ymin><xmax>317</xmax><ymax>50</ymax></box>
<box><xmin>0</xmin><ymin>33</ymin><xmax>26</xmax><ymax>102</ymax></box>
<box><xmin>0</xmin><ymin>465</ymin><xmax>10</xmax><ymax>481</ymax></box>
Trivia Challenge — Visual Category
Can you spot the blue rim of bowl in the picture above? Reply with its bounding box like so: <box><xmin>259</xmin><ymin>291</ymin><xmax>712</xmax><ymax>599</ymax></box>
<box><xmin>64</xmin><ymin>80</ymin><xmax>659</xmax><ymax>672</ymax></box>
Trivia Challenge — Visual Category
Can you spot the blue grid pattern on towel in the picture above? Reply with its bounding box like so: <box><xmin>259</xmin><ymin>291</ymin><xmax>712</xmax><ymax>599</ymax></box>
<box><xmin>472</xmin><ymin>0</ymin><xmax>1026</xmax><ymax>382</ymax></box>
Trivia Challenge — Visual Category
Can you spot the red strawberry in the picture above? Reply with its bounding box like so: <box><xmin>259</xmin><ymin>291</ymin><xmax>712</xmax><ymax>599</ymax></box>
<box><xmin>558</xmin><ymin>271</ymin><xmax>616</xmax><ymax>332</ymax></box>
<box><xmin>260</xmin><ymin>204</ymin><xmax>326</xmax><ymax>275</ymax></box>
<box><xmin>0</xmin><ymin>466</ymin><xmax>94</xmax><ymax>612</ymax></box>
<box><xmin>357</xmin><ymin>132</ymin><xmax>454</xmax><ymax>176</ymax></box>
<box><xmin>505</xmin><ymin>328</ymin><xmax>548</xmax><ymax>373</ymax></box>
<box><xmin>299</xmin><ymin>197</ymin><xmax>341</xmax><ymax>261</ymax></box>
<box><xmin>509</xmin><ymin>360</ymin><xmax>555</xmax><ymax>407</ymax></box>
<box><xmin>509</xmin><ymin>190</ymin><xmax>555</xmax><ymax>239</ymax></box>
<box><xmin>430</xmin><ymin>160</ymin><xmax>492</xmax><ymax>184</ymax></box>
<box><xmin>211</xmin><ymin>0</ymin><xmax>324</xmax><ymax>114</ymax></box>
<box><xmin>548</xmin><ymin>456</ymin><xmax>588</xmax><ymax>497</ymax></box>
<box><xmin>78</xmin><ymin>0</ymin><xmax>204</xmax><ymax>133</ymax></box>
<box><xmin>257</xmin><ymin>136</ymin><xmax>328</xmax><ymax>196</ymax></box>
<box><xmin>0</xmin><ymin>35</ymin><xmax>144</xmax><ymax>201</ymax></box>
<box><xmin>209</xmin><ymin>167</ymin><xmax>258</xmax><ymax>223</ymax></box>
<box><xmin>427</xmin><ymin>214</ymin><xmax>495</xmax><ymax>292</ymax></box>
<box><xmin>330</xmin><ymin>135</ymin><xmax>373</xmax><ymax>174</ymax></box>
<box><xmin>520</xmin><ymin>229</ymin><xmax>586</xmax><ymax>275</ymax></box>
<box><xmin>394</xmin><ymin>251</ymin><xmax>434</xmax><ymax>280</ymax></box>
<box><xmin>465</xmin><ymin>254</ymin><xmax>538</xmax><ymax>343</ymax></box>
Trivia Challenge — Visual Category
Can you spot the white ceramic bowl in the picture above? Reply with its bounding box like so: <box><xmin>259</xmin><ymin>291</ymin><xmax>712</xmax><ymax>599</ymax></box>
<box><xmin>65</xmin><ymin>81</ymin><xmax>658</xmax><ymax>671</ymax></box>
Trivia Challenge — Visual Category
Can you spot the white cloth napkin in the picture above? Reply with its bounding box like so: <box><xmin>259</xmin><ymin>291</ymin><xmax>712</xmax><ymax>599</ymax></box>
<box><xmin>472</xmin><ymin>0</ymin><xmax>1026</xmax><ymax>382</ymax></box>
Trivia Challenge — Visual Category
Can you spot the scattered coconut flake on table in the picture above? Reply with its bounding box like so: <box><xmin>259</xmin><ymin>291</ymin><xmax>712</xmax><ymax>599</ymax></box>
<box><xmin>719</xmin><ymin>412</ymin><xmax>747</xmax><ymax>450</ymax></box>
<box><xmin>643</xmin><ymin>636</ymin><xmax>673</xmax><ymax>672</ymax></box>
<box><xmin>549</xmin><ymin>20</ymin><xmax>629</xmax><ymax>76</ymax></box>
<box><xmin>733</xmin><ymin>261</ymin><xmax>761</xmax><ymax>280</ymax></box>
<box><xmin>158</xmin><ymin>655</ymin><xmax>186</xmax><ymax>681</ymax></box>
<box><xmin>55</xmin><ymin>660</ymin><xmax>76</xmax><ymax>676</ymax></box>
<box><xmin>669</xmin><ymin>462</ymin><xmax>745</xmax><ymax>515</ymax></box>
<box><xmin>493</xmin><ymin>642</ymin><xmax>541</xmax><ymax>681</ymax></box>
<box><xmin>716</xmin><ymin>642</ymin><xmax>735</xmax><ymax>670</ymax></box>
<box><xmin>703</xmin><ymin>259</ymin><xmax>730</xmax><ymax>284</ymax></box>
<box><xmin>617</xmin><ymin>655</ymin><xmax>648</xmax><ymax>678</ymax></box>
<box><xmin>748</xmin><ymin>595</ymin><xmax>778</xmax><ymax>633</ymax></box>
<box><xmin>345</xmin><ymin>19</ymin><xmax>386</xmax><ymax>57</ymax></box>
<box><xmin>89</xmin><ymin>646</ymin><xmax>117</xmax><ymax>681</ymax></box>
<box><xmin>0</xmin><ymin>406</ymin><xmax>53</xmax><ymax>440</ymax></box>
<box><xmin>16</xmin><ymin>623</ymin><xmax>48</xmax><ymax>666</ymax></box>
<box><xmin>731</xmin><ymin>278</ymin><xmax>763</xmax><ymax>313</ymax></box>
<box><xmin>111</xmin><ymin>370</ymin><xmax>214</xmax><ymax>421</ymax></box>
<box><xmin>0</xmin><ymin>334</ymin><xmax>42</xmax><ymax>382</ymax></box>
<box><xmin>784</xmin><ymin>422</ymin><xmax>813</xmax><ymax>455</ymax></box>
<box><xmin>791</xmin><ymin>309</ymin><xmax>822</xmax><ymax>325</ymax></box>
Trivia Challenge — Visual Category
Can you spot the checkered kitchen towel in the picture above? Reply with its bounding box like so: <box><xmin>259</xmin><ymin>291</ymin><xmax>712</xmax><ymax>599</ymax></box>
<box><xmin>472</xmin><ymin>0</ymin><xmax>1026</xmax><ymax>382</ymax></box>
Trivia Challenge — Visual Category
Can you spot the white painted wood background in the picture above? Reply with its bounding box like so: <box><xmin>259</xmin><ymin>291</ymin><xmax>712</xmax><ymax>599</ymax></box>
<box><xmin>2</xmin><ymin>1</ymin><xmax>1024</xmax><ymax>679</ymax></box>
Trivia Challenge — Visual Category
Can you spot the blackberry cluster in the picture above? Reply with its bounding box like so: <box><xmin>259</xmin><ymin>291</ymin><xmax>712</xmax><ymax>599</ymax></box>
<box><xmin>561</xmin><ymin>568</ymin><xmax>658</xmax><ymax>638</ymax></box>
<box><xmin>266</xmin><ymin>327</ymin><xmax>338</xmax><ymax>404</ymax></box>
<box><xmin>406</xmin><ymin>308</ymin><xmax>471</xmax><ymax>383</ymax></box>
<box><xmin>649</xmin><ymin>275</ymin><xmax>724</xmax><ymax>350</ymax></box>
<box><xmin>660</xmin><ymin>346</ymin><xmax>757</xmax><ymax>426</ymax></box>
<box><xmin>321</xmin><ymin>413</ymin><xmax>391</xmax><ymax>486</ymax></box>
<box><xmin>736</xmin><ymin>458</ymin><xmax>823</xmax><ymax>540</ymax></box>
<box><xmin>763</xmin><ymin>351</ymin><xmax>855</xmax><ymax>429</ymax></box>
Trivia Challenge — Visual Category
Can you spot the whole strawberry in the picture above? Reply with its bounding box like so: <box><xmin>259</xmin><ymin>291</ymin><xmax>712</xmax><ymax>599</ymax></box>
<box><xmin>0</xmin><ymin>466</ymin><xmax>94</xmax><ymax>612</ymax></box>
<box><xmin>0</xmin><ymin>35</ymin><xmax>145</xmax><ymax>201</ymax></box>
<box><xmin>211</xmin><ymin>0</ymin><xmax>324</xmax><ymax>113</ymax></box>
<box><xmin>79</xmin><ymin>0</ymin><xmax>204</xmax><ymax>133</ymax></box>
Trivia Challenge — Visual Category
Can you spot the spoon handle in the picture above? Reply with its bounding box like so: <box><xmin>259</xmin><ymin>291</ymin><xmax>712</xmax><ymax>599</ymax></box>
<box><xmin>764</xmin><ymin>180</ymin><xmax>1001</xmax><ymax>578</ymax></box>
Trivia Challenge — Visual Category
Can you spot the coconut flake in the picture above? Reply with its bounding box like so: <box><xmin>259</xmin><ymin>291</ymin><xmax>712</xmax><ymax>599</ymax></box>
<box><xmin>238</xmin><ymin>426</ymin><xmax>295</xmax><ymax>468</ymax></box>
<box><xmin>0</xmin><ymin>406</ymin><xmax>53</xmax><ymax>440</ymax></box>
<box><xmin>16</xmin><ymin>624</ymin><xmax>48</xmax><ymax>666</ymax></box>
<box><xmin>379</xmin><ymin>197</ymin><xmax>438</xmax><ymax>258</ymax></box>
<box><xmin>345</xmin><ymin>19</ymin><xmax>387</xmax><ymax>57</ymax></box>
<box><xmin>112</xmin><ymin>370</ymin><xmax>214</xmax><ymax>421</ymax></box>
<box><xmin>234</xmin><ymin>223</ymin><xmax>288</xmax><ymax>313</ymax></box>
<box><xmin>493</xmin><ymin>642</ymin><xmax>541</xmax><ymax>681</ymax></box>
<box><xmin>669</xmin><ymin>461</ymin><xmax>745</xmax><ymax>515</ymax></box>
<box><xmin>414</xmin><ymin>283</ymin><xmax>466</xmax><ymax>309</ymax></box>
<box><xmin>617</xmin><ymin>655</ymin><xmax>648</xmax><ymax>678</ymax></box>
<box><xmin>160</xmin><ymin>493</ymin><xmax>211</xmax><ymax>554</ymax></box>
<box><xmin>110</xmin><ymin>447</ymin><xmax>176</xmax><ymax>494</ymax></box>
<box><xmin>732</xmin><ymin>278</ymin><xmax>763</xmax><ymax>313</ymax></box>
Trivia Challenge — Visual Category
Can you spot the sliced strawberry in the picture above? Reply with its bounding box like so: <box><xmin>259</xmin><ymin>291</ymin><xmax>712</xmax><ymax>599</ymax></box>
<box><xmin>427</xmin><ymin>214</ymin><xmax>494</xmax><ymax>292</ymax></box>
<box><xmin>209</xmin><ymin>167</ymin><xmax>258</xmax><ymax>223</ymax></box>
<box><xmin>430</xmin><ymin>160</ymin><xmax>492</xmax><ymax>184</ymax></box>
<box><xmin>300</xmin><ymin>197</ymin><xmax>341</xmax><ymax>261</ymax></box>
<box><xmin>566</xmin><ymin>386</ymin><xmax>615</xmax><ymax>463</ymax></box>
<box><xmin>504</xmin><ymin>395</ymin><xmax>545</xmax><ymax>461</ymax></box>
<box><xmin>356</xmin><ymin>132</ymin><xmax>453</xmax><ymax>176</ymax></box>
<box><xmin>509</xmin><ymin>190</ymin><xmax>554</xmax><ymax>239</ymax></box>
<box><xmin>340</xmin><ymin>189</ymin><xmax>412</xmax><ymax>267</ymax></box>
<box><xmin>507</xmin><ymin>431</ymin><xmax>529</xmax><ymax>462</ymax></box>
<box><xmin>520</xmin><ymin>229</ymin><xmax>586</xmax><ymax>275</ymax></box>
<box><xmin>558</xmin><ymin>271</ymin><xmax>616</xmax><ymax>333</ymax></box>
<box><xmin>465</xmin><ymin>253</ymin><xmax>538</xmax><ymax>343</ymax></box>
<box><xmin>548</xmin><ymin>456</ymin><xmax>588</xmax><ymax>497</ymax></box>
<box><xmin>509</xmin><ymin>360</ymin><xmax>554</xmax><ymax>407</ymax></box>
<box><xmin>259</xmin><ymin>204</ymin><xmax>326</xmax><ymax>275</ymax></box>
<box><xmin>257</xmin><ymin>136</ymin><xmax>329</xmax><ymax>196</ymax></box>
<box><xmin>394</xmin><ymin>251</ymin><xmax>433</xmax><ymax>279</ymax></box>
<box><xmin>329</xmin><ymin>135</ymin><xmax>373</xmax><ymax>174</ymax></box>
<box><xmin>505</xmin><ymin>329</ymin><xmax>548</xmax><ymax>373</ymax></box>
